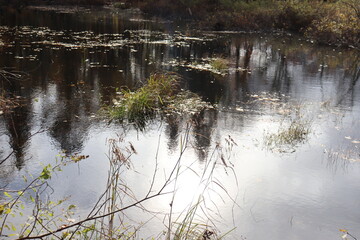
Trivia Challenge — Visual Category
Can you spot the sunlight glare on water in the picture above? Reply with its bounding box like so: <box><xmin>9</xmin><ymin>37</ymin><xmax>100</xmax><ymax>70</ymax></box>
<box><xmin>0</xmin><ymin>5</ymin><xmax>359</xmax><ymax>239</ymax></box>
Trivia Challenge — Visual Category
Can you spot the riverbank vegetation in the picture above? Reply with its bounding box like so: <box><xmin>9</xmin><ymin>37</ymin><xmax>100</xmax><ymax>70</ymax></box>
<box><xmin>124</xmin><ymin>0</ymin><xmax>359</xmax><ymax>48</ymax></box>
<box><xmin>0</xmin><ymin>0</ymin><xmax>358</xmax><ymax>47</ymax></box>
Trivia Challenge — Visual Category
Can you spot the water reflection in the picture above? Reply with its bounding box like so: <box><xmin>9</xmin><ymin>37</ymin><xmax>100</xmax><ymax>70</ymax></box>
<box><xmin>0</xmin><ymin>9</ymin><xmax>359</xmax><ymax>162</ymax></box>
<box><xmin>191</xmin><ymin>109</ymin><xmax>217</xmax><ymax>162</ymax></box>
<box><xmin>3</xmin><ymin>106</ymin><xmax>30</xmax><ymax>168</ymax></box>
<box><xmin>0</xmin><ymin>6</ymin><xmax>359</xmax><ymax>239</ymax></box>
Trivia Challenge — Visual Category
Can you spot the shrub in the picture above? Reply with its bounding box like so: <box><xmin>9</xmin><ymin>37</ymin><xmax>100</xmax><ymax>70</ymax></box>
<box><xmin>276</xmin><ymin>0</ymin><xmax>324</xmax><ymax>31</ymax></box>
<box><xmin>305</xmin><ymin>1</ymin><xmax>360</xmax><ymax>47</ymax></box>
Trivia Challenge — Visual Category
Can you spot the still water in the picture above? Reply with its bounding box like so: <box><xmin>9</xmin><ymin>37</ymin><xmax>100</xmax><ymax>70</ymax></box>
<box><xmin>0</xmin><ymin>5</ymin><xmax>359</xmax><ymax>239</ymax></box>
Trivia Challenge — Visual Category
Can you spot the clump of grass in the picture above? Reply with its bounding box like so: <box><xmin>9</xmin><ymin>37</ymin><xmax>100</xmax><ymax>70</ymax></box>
<box><xmin>210</xmin><ymin>58</ymin><xmax>228</xmax><ymax>73</ymax></box>
<box><xmin>109</xmin><ymin>73</ymin><xmax>214</xmax><ymax>128</ymax></box>
<box><xmin>112</xmin><ymin>1</ymin><xmax>130</xmax><ymax>9</ymax></box>
<box><xmin>110</xmin><ymin>73</ymin><xmax>179</xmax><ymax>123</ymax></box>
<box><xmin>265</xmin><ymin>117</ymin><xmax>311</xmax><ymax>152</ymax></box>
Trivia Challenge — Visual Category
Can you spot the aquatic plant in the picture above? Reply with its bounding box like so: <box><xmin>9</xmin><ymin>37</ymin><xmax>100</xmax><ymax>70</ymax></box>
<box><xmin>264</xmin><ymin>114</ymin><xmax>311</xmax><ymax>152</ymax></box>
<box><xmin>112</xmin><ymin>1</ymin><xmax>130</xmax><ymax>9</ymax></box>
<box><xmin>110</xmin><ymin>73</ymin><xmax>179</xmax><ymax>123</ymax></box>
<box><xmin>210</xmin><ymin>58</ymin><xmax>228</xmax><ymax>73</ymax></box>
<box><xmin>109</xmin><ymin>73</ymin><xmax>212</xmax><ymax>128</ymax></box>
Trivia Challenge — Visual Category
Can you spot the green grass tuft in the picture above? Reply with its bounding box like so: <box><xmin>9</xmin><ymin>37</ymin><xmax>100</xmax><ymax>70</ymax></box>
<box><xmin>110</xmin><ymin>73</ymin><xmax>179</xmax><ymax>124</ymax></box>
<box><xmin>210</xmin><ymin>58</ymin><xmax>228</xmax><ymax>73</ymax></box>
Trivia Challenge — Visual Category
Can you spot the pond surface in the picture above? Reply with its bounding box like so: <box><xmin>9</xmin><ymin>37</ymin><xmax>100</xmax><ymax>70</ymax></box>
<box><xmin>0</xmin><ymin>5</ymin><xmax>360</xmax><ymax>240</ymax></box>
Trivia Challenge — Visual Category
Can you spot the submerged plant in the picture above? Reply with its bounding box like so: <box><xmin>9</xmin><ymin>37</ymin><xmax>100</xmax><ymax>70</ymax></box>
<box><xmin>264</xmin><ymin>115</ymin><xmax>311</xmax><ymax>152</ymax></box>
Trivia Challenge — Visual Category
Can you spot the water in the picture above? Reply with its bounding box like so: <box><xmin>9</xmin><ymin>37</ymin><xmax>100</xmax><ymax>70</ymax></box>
<box><xmin>0</xmin><ymin>5</ymin><xmax>359</xmax><ymax>239</ymax></box>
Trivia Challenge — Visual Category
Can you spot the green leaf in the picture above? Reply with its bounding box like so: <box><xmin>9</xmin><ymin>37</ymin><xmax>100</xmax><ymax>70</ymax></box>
<box><xmin>68</xmin><ymin>204</ymin><xmax>76</xmax><ymax>210</ymax></box>
<box><xmin>39</xmin><ymin>164</ymin><xmax>52</xmax><ymax>180</ymax></box>
<box><xmin>11</xmin><ymin>223</ymin><xmax>16</xmax><ymax>231</ymax></box>
<box><xmin>4</xmin><ymin>192</ymin><xmax>11</xmax><ymax>198</ymax></box>
<box><xmin>0</xmin><ymin>204</ymin><xmax>5</xmax><ymax>215</ymax></box>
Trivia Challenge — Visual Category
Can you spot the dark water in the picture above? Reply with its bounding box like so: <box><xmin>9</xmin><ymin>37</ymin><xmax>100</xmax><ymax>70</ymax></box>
<box><xmin>0</xmin><ymin>5</ymin><xmax>360</xmax><ymax>239</ymax></box>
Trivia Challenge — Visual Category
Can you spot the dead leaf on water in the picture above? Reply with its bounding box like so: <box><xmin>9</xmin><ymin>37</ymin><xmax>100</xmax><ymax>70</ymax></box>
<box><xmin>351</xmin><ymin>140</ymin><xmax>360</xmax><ymax>144</ymax></box>
<box><xmin>345</xmin><ymin>136</ymin><xmax>351</xmax><ymax>140</ymax></box>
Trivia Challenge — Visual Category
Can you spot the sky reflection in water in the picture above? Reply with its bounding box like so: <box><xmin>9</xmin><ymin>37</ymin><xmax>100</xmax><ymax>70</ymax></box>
<box><xmin>0</xmin><ymin>6</ymin><xmax>359</xmax><ymax>239</ymax></box>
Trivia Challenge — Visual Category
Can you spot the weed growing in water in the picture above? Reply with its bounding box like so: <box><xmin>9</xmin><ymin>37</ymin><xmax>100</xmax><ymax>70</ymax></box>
<box><xmin>210</xmin><ymin>58</ymin><xmax>228</xmax><ymax>73</ymax></box>
<box><xmin>110</xmin><ymin>73</ymin><xmax>178</xmax><ymax>121</ymax></box>
<box><xmin>264</xmin><ymin>113</ymin><xmax>311</xmax><ymax>152</ymax></box>
<box><xmin>109</xmin><ymin>73</ymin><xmax>212</xmax><ymax>128</ymax></box>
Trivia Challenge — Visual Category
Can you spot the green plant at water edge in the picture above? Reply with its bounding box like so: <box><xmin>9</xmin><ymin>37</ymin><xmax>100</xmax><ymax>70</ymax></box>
<box><xmin>109</xmin><ymin>73</ymin><xmax>212</xmax><ymax>129</ymax></box>
<box><xmin>210</xmin><ymin>58</ymin><xmax>228</xmax><ymax>73</ymax></box>
<box><xmin>112</xmin><ymin>1</ymin><xmax>130</xmax><ymax>9</ymax></box>
<box><xmin>110</xmin><ymin>73</ymin><xmax>179</xmax><ymax>123</ymax></box>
